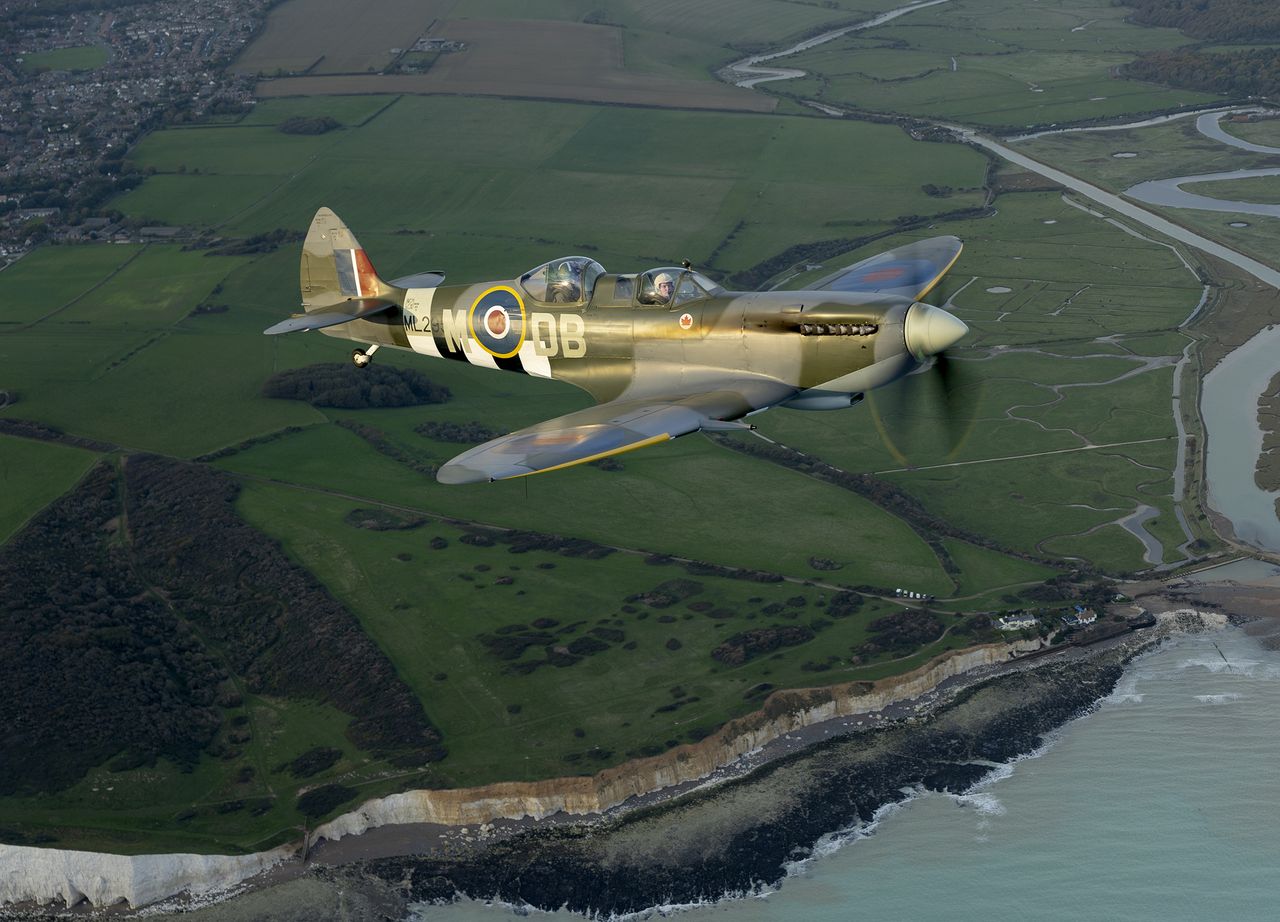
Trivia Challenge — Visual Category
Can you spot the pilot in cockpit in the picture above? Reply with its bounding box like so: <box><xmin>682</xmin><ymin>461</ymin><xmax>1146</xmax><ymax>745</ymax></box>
<box><xmin>652</xmin><ymin>272</ymin><xmax>675</xmax><ymax>305</ymax></box>
<box><xmin>548</xmin><ymin>260</ymin><xmax>583</xmax><ymax>303</ymax></box>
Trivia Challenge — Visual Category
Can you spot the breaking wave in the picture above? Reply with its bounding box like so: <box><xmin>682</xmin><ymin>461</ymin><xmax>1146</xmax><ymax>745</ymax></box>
<box><xmin>950</xmin><ymin>791</ymin><xmax>1006</xmax><ymax>816</ymax></box>
<box><xmin>1177</xmin><ymin>655</ymin><xmax>1276</xmax><ymax>678</ymax></box>
<box><xmin>784</xmin><ymin>794</ymin><xmax>917</xmax><ymax>876</ymax></box>
<box><xmin>1105</xmin><ymin>669</ymin><xmax>1151</xmax><ymax>704</ymax></box>
<box><xmin>1193</xmin><ymin>692</ymin><xmax>1243</xmax><ymax>704</ymax></box>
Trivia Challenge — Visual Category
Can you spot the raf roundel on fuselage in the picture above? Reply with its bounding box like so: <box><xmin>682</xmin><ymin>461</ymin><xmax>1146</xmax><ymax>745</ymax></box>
<box><xmin>468</xmin><ymin>286</ymin><xmax>526</xmax><ymax>359</ymax></box>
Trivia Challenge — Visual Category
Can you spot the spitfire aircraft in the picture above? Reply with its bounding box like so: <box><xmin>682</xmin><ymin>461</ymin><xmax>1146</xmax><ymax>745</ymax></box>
<box><xmin>265</xmin><ymin>207</ymin><xmax>969</xmax><ymax>484</ymax></box>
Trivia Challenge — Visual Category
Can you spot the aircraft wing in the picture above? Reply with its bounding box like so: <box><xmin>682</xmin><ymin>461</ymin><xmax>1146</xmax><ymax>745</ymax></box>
<box><xmin>809</xmin><ymin>236</ymin><xmax>963</xmax><ymax>300</ymax></box>
<box><xmin>436</xmin><ymin>378</ymin><xmax>795</xmax><ymax>484</ymax></box>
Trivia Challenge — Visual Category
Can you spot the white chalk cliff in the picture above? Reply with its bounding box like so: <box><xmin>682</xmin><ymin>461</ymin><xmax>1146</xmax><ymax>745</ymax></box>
<box><xmin>313</xmin><ymin>637</ymin><xmax>1047</xmax><ymax>839</ymax></box>
<box><xmin>0</xmin><ymin>842</ymin><xmax>292</xmax><ymax>909</ymax></box>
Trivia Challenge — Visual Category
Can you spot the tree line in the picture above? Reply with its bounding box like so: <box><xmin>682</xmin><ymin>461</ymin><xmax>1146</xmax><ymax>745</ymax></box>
<box><xmin>264</xmin><ymin>363</ymin><xmax>451</xmax><ymax>409</ymax></box>
<box><xmin>1126</xmin><ymin>47</ymin><xmax>1280</xmax><ymax>97</ymax></box>
<box><xmin>1123</xmin><ymin>0</ymin><xmax>1280</xmax><ymax>42</ymax></box>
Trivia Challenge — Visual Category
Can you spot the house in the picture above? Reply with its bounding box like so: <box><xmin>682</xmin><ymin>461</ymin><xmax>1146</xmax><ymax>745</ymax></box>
<box><xmin>1061</xmin><ymin>606</ymin><xmax>1097</xmax><ymax>627</ymax></box>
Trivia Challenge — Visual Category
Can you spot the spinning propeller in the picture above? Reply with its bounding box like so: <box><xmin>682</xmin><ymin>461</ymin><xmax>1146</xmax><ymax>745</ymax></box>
<box><xmin>871</xmin><ymin>301</ymin><xmax>981</xmax><ymax>466</ymax></box>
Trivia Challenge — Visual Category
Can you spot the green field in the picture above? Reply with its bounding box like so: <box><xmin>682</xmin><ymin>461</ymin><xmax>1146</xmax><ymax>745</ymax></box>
<box><xmin>216</xmin><ymin>420</ymin><xmax>954</xmax><ymax>593</ymax></box>
<box><xmin>0</xmin><ymin>437</ymin><xmax>99</xmax><ymax>543</ymax></box>
<box><xmin>18</xmin><ymin>45</ymin><xmax>108</xmax><ymax>73</ymax></box>
<box><xmin>777</xmin><ymin>0</ymin><xmax>1221</xmax><ymax>129</ymax></box>
<box><xmin>0</xmin><ymin>244</ymin><xmax>143</xmax><ymax>326</ymax></box>
<box><xmin>446</xmin><ymin>0</ymin><xmax>903</xmax><ymax>54</ymax></box>
<box><xmin>1220</xmin><ymin>117</ymin><xmax>1280</xmax><ymax>149</ymax></box>
<box><xmin>0</xmin><ymin>246</ymin><xmax>324</xmax><ymax>456</ymax></box>
<box><xmin>0</xmin><ymin>693</ymin><xmax>378</xmax><ymax>854</ymax></box>
<box><xmin>235</xmin><ymin>481</ymin><xmax>977</xmax><ymax>786</ymax></box>
<box><xmin>1182</xmin><ymin>176</ymin><xmax>1280</xmax><ymax>206</ymax></box>
<box><xmin>237</xmin><ymin>95</ymin><xmax>398</xmax><ymax>127</ymax></box>
<box><xmin>120</xmin><ymin>95</ymin><xmax>989</xmax><ymax>278</ymax></box>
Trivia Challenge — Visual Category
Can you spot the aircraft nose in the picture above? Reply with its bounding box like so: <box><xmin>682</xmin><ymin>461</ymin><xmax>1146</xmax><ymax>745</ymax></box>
<box><xmin>904</xmin><ymin>302</ymin><xmax>968</xmax><ymax>358</ymax></box>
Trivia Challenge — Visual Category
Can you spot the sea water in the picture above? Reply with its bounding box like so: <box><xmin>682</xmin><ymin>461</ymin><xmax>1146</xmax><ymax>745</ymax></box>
<box><xmin>412</xmin><ymin>627</ymin><xmax>1280</xmax><ymax>922</ymax></box>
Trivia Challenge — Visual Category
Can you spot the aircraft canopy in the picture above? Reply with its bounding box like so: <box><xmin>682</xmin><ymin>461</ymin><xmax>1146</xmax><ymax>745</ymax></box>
<box><xmin>635</xmin><ymin>267</ymin><xmax>720</xmax><ymax>307</ymax></box>
<box><xmin>519</xmin><ymin>256</ymin><xmax>606</xmax><ymax>305</ymax></box>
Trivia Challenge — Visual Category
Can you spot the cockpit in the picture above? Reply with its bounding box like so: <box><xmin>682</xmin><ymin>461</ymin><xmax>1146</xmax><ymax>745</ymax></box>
<box><xmin>518</xmin><ymin>257</ymin><xmax>606</xmax><ymax>305</ymax></box>
<box><xmin>517</xmin><ymin>257</ymin><xmax>721</xmax><ymax>309</ymax></box>
<box><xmin>635</xmin><ymin>267</ymin><xmax>719</xmax><ymax>307</ymax></box>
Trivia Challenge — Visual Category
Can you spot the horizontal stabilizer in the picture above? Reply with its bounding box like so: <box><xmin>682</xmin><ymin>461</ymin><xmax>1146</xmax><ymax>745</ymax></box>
<box><xmin>390</xmin><ymin>270</ymin><xmax>446</xmax><ymax>288</ymax></box>
<box><xmin>263</xmin><ymin>298</ymin><xmax>397</xmax><ymax>335</ymax></box>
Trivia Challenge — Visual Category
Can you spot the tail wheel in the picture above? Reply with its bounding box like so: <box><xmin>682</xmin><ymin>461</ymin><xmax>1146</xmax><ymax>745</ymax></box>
<box><xmin>352</xmin><ymin>349</ymin><xmax>371</xmax><ymax>368</ymax></box>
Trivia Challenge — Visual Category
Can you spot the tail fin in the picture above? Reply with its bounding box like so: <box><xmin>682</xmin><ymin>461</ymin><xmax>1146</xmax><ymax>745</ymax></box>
<box><xmin>265</xmin><ymin>208</ymin><xmax>404</xmax><ymax>335</ymax></box>
<box><xmin>301</xmin><ymin>207</ymin><xmax>401</xmax><ymax>311</ymax></box>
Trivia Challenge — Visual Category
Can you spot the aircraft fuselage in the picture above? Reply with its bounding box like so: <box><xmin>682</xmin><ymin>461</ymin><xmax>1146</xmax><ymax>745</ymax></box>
<box><xmin>323</xmin><ymin>281</ymin><xmax>920</xmax><ymax>406</ymax></box>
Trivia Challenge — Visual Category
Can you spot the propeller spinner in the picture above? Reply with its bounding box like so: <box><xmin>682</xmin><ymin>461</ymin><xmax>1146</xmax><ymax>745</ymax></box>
<box><xmin>904</xmin><ymin>302</ymin><xmax>968</xmax><ymax>360</ymax></box>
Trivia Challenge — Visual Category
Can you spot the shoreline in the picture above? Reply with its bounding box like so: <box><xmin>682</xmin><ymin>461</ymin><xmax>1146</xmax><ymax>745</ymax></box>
<box><xmin>1</xmin><ymin>636</ymin><xmax>1047</xmax><ymax>912</ymax></box>
<box><xmin>322</xmin><ymin>619</ymin><xmax>1185</xmax><ymax>919</ymax></box>
<box><xmin>1</xmin><ymin>609</ymin><xmax>1224</xmax><ymax>920</ymax></box>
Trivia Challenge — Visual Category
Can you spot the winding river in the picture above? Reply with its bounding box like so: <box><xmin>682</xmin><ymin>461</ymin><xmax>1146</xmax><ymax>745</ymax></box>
<box><xmin>1127</xmin><ymin>167</ymin><xmax>1280</xmax><ymax>217</ymax></box>
<box><xmin>1123</xmin><ymin>112</ymin><xmax>1280</xmax><ymax>215</ymax></box>
<box><xmin>1202</xmin><ymin>329</ymin><xmax>1280</xmax><ymax>550</ymax></box>
<box><xmin>722</xmin><ymin>0</ymin><xmax>954</xmax><ymax>88</ymax></box>
<box><xmin>1128</xmin><ymin>111</ymin><xmax>1280</xmax><ymax>553</ymax></box>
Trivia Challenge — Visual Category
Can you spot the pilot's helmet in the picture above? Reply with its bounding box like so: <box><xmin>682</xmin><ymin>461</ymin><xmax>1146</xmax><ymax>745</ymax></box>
<box><xmin>559</xmin><ymin>260</ymin><xmax>582</xmax><ymax>279</ymax></box>
<box><xmin>654</xmin><ymin>272</ymin><xmax>674</xmax><ymax>286</ymax></box>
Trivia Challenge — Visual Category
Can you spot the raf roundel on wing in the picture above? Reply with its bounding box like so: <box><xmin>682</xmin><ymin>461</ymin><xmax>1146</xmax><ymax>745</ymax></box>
<box><xmin>469</xmin><ymin>286</ymin><xmax>526</xmax><ymax>358</ymax></box>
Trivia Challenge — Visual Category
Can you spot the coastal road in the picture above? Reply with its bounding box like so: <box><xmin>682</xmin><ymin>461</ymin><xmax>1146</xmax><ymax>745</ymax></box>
<box><xmin>945</xmin><ymin>125</ymin><xmax>1280</xmax><ymax>290</ymax></box>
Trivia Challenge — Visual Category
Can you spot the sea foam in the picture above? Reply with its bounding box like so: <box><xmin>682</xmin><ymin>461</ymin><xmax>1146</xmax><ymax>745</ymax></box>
<box><xmin>1193</xmin><ymin>692</ymin><xmax>1243</xmax><ymax>704</ymax></box>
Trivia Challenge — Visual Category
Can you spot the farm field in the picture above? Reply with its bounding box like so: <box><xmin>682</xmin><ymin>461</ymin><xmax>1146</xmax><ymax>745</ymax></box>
<box><xmin>118</xmin><ymin>94</ymin><xmax>989</xmax><ymax>278</ymax></box>
<box><xmin>254</xmin><ymin>19</ymin><xmax>776</xmax><ymax>113</ymax></box>
<box><xmin>234</xmin><ymin>0</ymin><xmax>454</xmax><ymax>75</ymax></box>
<box><xmin>779</xmin><ymin>0</ymin><xmax>1221</xmax><ymax>129</ymax></box>
<box><xmin>237</xmin><ymin>0</ymin><xmax>887</xmax><ymax>80</ymax></box>
<box><xmin>0</xmin><ymin>246</ymin><xmax>325</xmax><ymax>456</ymax></box>
<box><xmin>239</xmin><ymin>0</ymin><xmax>891</xmax><ymax>110</ymax></box>
<box><xmin>0</xmin><ymin>244</ymin><xmax>143</xmax><ymax>326</ymax></box>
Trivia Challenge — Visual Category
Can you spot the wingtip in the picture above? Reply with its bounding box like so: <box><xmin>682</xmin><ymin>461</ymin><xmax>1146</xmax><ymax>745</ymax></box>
<box><xmin>436</xmin><ymin>463</ymin><xmax>487</xmax><ymax>485</ymax></box>
<box><xmin>263</xmin><ymin>316</ymin><xmax>304</xmax><ymax>335</ymax></box>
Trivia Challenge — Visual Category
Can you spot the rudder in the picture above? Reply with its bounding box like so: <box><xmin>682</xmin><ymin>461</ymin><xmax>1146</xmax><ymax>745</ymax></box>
<box><xmin>300</xmin><ymin>207</ymin><xmax>398</xmax><ymax>313</ymax></box>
